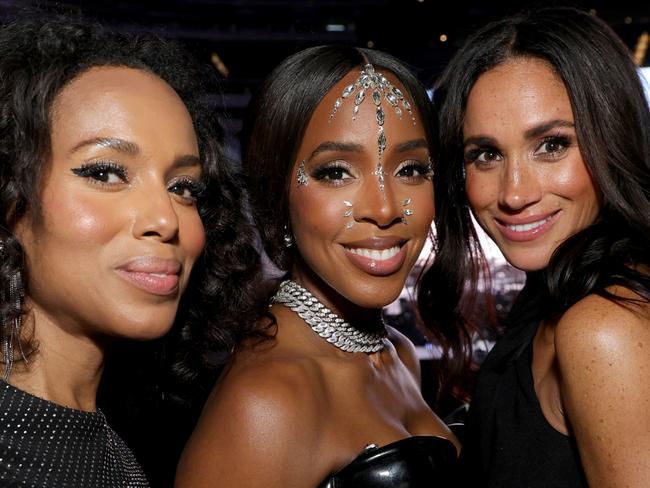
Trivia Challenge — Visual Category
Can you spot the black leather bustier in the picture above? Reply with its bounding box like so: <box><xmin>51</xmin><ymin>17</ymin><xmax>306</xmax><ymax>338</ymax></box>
<box><xmin>318</xmin><ymin>435</ymin><xmax>457</xmax><ymax>487</ymax></box>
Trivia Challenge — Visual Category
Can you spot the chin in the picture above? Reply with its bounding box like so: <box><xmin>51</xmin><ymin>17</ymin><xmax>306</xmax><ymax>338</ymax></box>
<box><xmin>112</xmin><ymin>312</ymin><xmax>177</xmax><ymax>341</ymax></box>
<box><xmin>503</xmin><ymin>250</ymin><xmax>551</xmax><ymax>273</ymax></box>
<box><xmin>343</xmin><ymin>281</ymin><xmax>403</xmax><ymax>309</ymax></box>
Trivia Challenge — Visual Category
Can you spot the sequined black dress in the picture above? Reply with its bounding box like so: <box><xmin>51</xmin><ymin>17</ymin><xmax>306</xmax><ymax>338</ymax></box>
<box><xmin>0</xmin><ymin>381</ymin><xmax>149</xmax><ymax>487</ymax></box>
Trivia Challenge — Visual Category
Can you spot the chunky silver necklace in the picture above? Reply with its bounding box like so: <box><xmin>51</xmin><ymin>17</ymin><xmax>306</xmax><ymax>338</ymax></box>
<box><xmin>272</xmin><ymin>280</ymin><xmax>386</xmax><ymax>353</ymax></box>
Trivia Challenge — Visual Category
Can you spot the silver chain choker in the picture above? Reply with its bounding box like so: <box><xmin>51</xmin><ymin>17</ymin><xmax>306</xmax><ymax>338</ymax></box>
<box><xmin>272</xmin><ymin>280</ymin><xmax>387</xmax><ymax>353</ymax></box>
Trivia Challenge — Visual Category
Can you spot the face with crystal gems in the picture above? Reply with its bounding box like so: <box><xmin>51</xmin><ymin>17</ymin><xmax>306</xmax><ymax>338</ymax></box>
<box><xmin>288</xmin><ymin>68</ymin><xmax>434</xmax><ymax>311</ymax></box>
<box><xmin>463</xmin><ymin>57</ymin><xmax>600</xmax><ymax>272</ymax></box>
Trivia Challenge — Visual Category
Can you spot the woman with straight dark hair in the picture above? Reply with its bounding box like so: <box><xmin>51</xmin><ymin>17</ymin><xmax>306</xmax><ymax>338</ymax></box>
<box><xmin>176</xmin><ymin>45</ymin><xmax>460</xmax><ymax>487</ymax></box>
<box><xmin>0</xmin><ymin>12</ymin><xmax>259</xmax><ymax>487</ymax></box>
<box><xmin>422</xmin><ymin>6</ymin><xmax>650</xmax><ymax>487</ymax></box>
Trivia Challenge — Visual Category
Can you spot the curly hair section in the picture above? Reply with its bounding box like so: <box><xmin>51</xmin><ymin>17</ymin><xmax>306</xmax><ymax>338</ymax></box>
<box><xmin>0</xmin><ymin>11</ymin><xmax>263</xmax><ymax>380</ymax></box>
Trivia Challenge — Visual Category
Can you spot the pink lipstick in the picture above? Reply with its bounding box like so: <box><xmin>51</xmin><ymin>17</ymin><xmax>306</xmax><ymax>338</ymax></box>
<box><xmin>115</xmin><ymin>256</ymin><xmax>181</xmax><ymax>296</ymax></box>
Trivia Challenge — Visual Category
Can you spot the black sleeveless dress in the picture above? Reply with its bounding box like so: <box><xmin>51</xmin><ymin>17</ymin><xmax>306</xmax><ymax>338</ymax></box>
<box><xmin>0</xmin><ymin>381</ymin><xmax>149</xmax><ymax>487</ymax></box>
<box><xmin>460</xmin><ymin>276</ymin><xmax>588</xmax><ymax>487</ymax></box>
<box><xmin>319</xmin><ymin>435</ymin><xmax>457</xmax><ymax>487</ymax></box>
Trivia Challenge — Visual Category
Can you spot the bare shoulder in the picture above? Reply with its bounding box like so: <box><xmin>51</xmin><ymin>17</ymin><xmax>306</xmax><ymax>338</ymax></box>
<box><xmin>175</xmin><ymin>354</ymin><xmax>328</xmax><ymax>487</ymax></box>
<box><xmin>555</xmin><ymin>290</ymin><xmax>649</xmax><ymax>357</ymax></box>
<box><xmin>387</xmin><ymin>325</ymin><xmax>421</xmax><ymax>381</ymax></box>
<box><xmin>554</xmin><ymin>290</ymin><xmax>650</xmax><ymax>487</ymax></box>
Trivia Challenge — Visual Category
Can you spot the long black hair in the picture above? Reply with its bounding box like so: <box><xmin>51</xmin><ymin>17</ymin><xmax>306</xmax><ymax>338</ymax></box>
<box><xmin>0</xmin><ymin>11</ymin><xmax>262</xmax><ymax>379</ymax></box>
<box><xmin>242</xmin><ymin>45</ymin><xmax>472</xmax><ymax>396</ymax></box>
<box><xmin>422</xmin><ymin>6</ymin><xmax>650</xmax><ymax>385</ymax></box>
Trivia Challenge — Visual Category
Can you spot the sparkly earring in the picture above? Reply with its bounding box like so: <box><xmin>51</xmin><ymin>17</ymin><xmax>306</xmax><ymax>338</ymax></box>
<box><xmin>283</xmin><ymin>225</ymin><xmax>293</xmax><ymax>248</ymax></box>
<box><xmin>401</xmin><ymin>197</ymin><xmax>414</xmax><ymax>225</ymax></box>
<box><xmin>343</xmin><ymin>200</ymin><xmax>355</xmax><ymax>229</ymax></box>
<box><xmin>3</xmin><ymin>271</ymin><xmax>24</xmax><ymax>381</ymax></box>
<box><xmin>296</xmin><ymin>160</ymin><xmax>308</xmax><ymax>187</ymax></box>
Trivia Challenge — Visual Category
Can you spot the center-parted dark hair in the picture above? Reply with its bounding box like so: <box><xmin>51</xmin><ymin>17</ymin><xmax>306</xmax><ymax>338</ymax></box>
<box><xmin>0</xmin><ymin>12</ymin><xmax>262</xmax><ymax>376</ymax></box>
<box><xmin>421</xmin><ymin>6</ymin><xmax>650</xmax><ymax>385</ymax></box>
<box><xmin>242</xmin><ymin>45</ymin><xmax>437</xmax><ymax>272</ymax></box>
<box><xmin>241</xmin><ymin>45</ymin><xmax>470</xmax><ymax>396</ymax></box>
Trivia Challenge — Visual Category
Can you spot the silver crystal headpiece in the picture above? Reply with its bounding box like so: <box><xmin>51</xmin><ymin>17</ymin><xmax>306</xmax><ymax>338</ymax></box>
<box><xmin>329</xmin><ymin>64</ymin><xmax>417</xmax><ymax>197</ymax></box>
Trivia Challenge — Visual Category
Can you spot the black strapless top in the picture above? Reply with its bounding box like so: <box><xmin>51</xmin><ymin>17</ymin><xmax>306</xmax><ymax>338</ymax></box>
<box><xmin>318</xmin><ymin>435</ymin><xmax>457</xmax><ymax>487</ymax></box>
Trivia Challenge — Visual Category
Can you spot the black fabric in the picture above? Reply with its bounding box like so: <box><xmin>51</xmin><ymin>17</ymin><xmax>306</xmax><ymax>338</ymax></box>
<box><xmin>0</xmin><ymin>381</ymin><xmax>149</xmax><ymax>487</ymax></box>
<box><xmin>319</xmin><ymin>435</ymin><xmax>458</xmax><ymax>487</ymax></box>
<box><xmin>460</xmin><ymin>274</ymin><xmax>588</xmax><ymax>487</ymax></box>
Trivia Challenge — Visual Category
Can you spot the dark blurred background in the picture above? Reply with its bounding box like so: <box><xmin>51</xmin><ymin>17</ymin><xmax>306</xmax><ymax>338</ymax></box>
<box><xmin>2</xmin><ymin>0</ymin><xmax>648</xmax><ymax>138</ymax></box>
<box><xmin>1</xmin><ymin>1</ymin><xmax>648</xmax><ymax>486</ymax></box>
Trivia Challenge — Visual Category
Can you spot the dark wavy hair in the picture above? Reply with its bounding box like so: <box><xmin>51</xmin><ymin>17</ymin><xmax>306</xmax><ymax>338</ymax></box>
<box><xmin>421</xmin><ymin>6</ymin><xmax>650</xmax><ymax>384</ymax></box>
<box><xmin>0</xmin><ymin>12</ymin><xmax>262</xmax><ymax>378</ymax></box>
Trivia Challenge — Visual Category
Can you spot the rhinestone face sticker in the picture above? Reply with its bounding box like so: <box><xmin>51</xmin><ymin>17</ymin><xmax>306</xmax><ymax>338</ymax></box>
<box><xmin>329</xmin><ymin>63</ymin><xmax>418</xmax><ymax>197</ymax></box>
<box><xmin>343</xmin><ymin>200</ymin><xmax>355</xmax><ymax>229</ymax></box>
<box><xmin>401</xmin><ymin>197</ymin><xmax>414</xmax><ymax>225</ymax></box>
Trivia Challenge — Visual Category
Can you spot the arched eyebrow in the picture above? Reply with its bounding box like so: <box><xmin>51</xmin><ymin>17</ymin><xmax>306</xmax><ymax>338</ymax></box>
<box><xmin>69</xmin><ymin>137</ymin><xmax>201</xmax><ymax>168</ymax></box>
<box><xmin>523</xmin><ymin>119</ymin><xmax>574</xmax><ymax>139</ymax></box>
<box><xmin>70</xmin><ymin>137</ymin><xmax>139</xmax><ymax>155</ymax></box>
<box><xmin>464</xmin><ymin>120</ymin><xmax>575</xmax><ymax>147</ymax></box>
<box><xmin>394</xmin><ymin>139</ymin><xmax>427</xmax><ymax>152</ymax></box>
<box><xmin>308</xmin><ymin>141</ymin><xmax>364</xmax><ymax>161</ymax></box>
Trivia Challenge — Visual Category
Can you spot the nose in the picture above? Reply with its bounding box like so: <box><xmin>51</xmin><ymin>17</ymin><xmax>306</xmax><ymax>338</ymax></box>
<box><xmin>131</xmin><ymin>185</ymin><xmax>180</xmax><ymax>242</ymax></box>
<box><xmin>498</xmin><ymin>157</ymin><xmax>542</xmax><ymax>211</ymax></box>
<box><xmin>352</xmin><ymin>168</ymin><xmax>402</xmax><ymax>228</ymax></box>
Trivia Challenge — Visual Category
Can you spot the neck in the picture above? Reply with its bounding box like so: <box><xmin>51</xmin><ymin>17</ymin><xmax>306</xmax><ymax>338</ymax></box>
<box><xmin>290</xmin><ymin>263</ymin><xmax>385</xmax><ymax>333</ymax></box>
<box><xmin>8</xmin><ymin>303</ymin><xmax>106</xmax><ymax>412</ymax></box>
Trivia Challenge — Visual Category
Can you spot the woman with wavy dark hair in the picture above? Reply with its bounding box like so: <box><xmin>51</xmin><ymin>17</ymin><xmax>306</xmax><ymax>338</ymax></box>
<box><xmin>0</xmin><ymin>12</ymin><xmax>259</xmax><ymax>487</ymax></box>
<box><xmin>176</xmin><ymin>45</ymin><xmax>460</xmax><ymax>487</ymax></box>
<box><xmin>422</xmin><ymin>6</ymin><xmax>650</xmax><ymax>487</ymax></box>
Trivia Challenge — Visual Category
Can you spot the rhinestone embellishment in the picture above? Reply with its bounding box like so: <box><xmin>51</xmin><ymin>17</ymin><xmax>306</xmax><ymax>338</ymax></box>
<box><xmin>272</xmin><ymin>280</ymin><xmax>386</xmax><ymax>353</ymax></box>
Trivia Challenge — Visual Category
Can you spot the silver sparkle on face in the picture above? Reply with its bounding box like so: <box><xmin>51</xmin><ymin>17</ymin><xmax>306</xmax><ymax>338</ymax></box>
<box><xmin>330</xmin><ymin>63</ymin><xmax>417</xmax><ymax>197</ymax></box>
<box><xmin>371</xmin><ymin>162</ymin><xmax>388</xmax><ymax>196</ymax></box>
<box><xmin>401</xmin><ymin>197</ymin><xmax>414</xmax><ymax>225</ymax></box>
<box><xmin>329</xmin><ymin>64</ymin><xmax>417</xmax><ymax>125</ymax></box>
<box><xmin>296</xmin><ymin>160</ymin><xmax>308</xmax><ymax>187</ymax></box>
<box><xmin>343</xmin><ymin>200</ymin><xmax>355</xmax><ymax>229</ymax></box>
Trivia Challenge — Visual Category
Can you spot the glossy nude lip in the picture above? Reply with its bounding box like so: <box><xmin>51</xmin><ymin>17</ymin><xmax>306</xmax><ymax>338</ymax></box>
<box><xmin>114</xmin><ymin>256</ymin><xmax>181</xmax><ymax>296</ymax></box>
<box><xmin>341</xmin><ymin>236</ymin><xmax>408</xmax><ymax>276</ymax></box>
<box><xmin>495</xmin><ymin>210</ymin><xmax>561</xmax><ymax>242</ymax></box>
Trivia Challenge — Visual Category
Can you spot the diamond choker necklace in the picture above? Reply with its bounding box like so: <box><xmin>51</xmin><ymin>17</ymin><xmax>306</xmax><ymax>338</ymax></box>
<box><xmin>271</xmin><ymin>280</ymin><xmax>387</xmax><ymax>353</ymax></box>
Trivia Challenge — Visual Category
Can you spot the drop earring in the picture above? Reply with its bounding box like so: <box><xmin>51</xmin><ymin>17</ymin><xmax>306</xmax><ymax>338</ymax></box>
<box><xmin>283</xmin><ymin>224</ymin><xmax>293</xmax><ymax>247</ymax></box>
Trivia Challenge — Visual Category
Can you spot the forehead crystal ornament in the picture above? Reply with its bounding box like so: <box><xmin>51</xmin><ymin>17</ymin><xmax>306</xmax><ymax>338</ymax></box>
<box><xmin>296</xmin><ymin>160</ymin><xmax>308</xmax><ymax>187</ymax></box>
<box><xmin>330</xmin><ymin>63</ymin><xmax>417</xmax><ymax>197</ymax></box>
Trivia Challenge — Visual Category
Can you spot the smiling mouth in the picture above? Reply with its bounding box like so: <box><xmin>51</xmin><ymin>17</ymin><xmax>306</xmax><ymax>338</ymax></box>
<box><xmin>344</xmin><ymin>245</ymin><xmax>402</xmax><ymax>261</ymax></box>
<box><xmin>496</xmin><ymin>210</ymin><xmax>561</xmax><ymax>242</ymax></box>
<box><xmin>504</xmin><ymin>215</ymin><xmax>555</xmax><ymax>232</ymax></box>
<box><xmin>342</xmin><ymin>241</ymin><xmax>408</xmax><ymax>276</ymax></box>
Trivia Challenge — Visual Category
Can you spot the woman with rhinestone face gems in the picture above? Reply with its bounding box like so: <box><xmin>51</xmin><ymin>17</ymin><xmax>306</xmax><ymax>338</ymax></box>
<box><xmin>176</xmin><ymin>46</ymin><xmax>459</xmax><ymax>487</ymax></box>
<box><xmin>424</xmin><ymin>7</ymin><xmax>650</xmax><ymax>487</ymax></box>
<box><xmin>0</xmin><ymin>13</ymin><xmax>259</xmax><ymax>487</ymax></box>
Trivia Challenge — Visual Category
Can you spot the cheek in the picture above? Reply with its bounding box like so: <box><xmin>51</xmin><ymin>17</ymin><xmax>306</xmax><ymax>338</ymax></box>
<box><xmin>41</xmin><ymin>191</ymin><xmax>119</xmax><ymax>248</ymax></box>
<box><xmin>465</xmin><ymin>170</ymin><xmax>495</xmax><ymax>212</ymax></box>
<box><xmin>290</xmin><ymin>188</ymin><xmax>347</xmax><ymax>244</ymax></box>
<box><xmin>180</xmin><ymin>210</ymin><xmax>206</xmax><ymax>262</ymax></box>
<box><xmin>410</xmin><ymin>185</ymin><xmax>435</xmax><ymax>233</ymax></box>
